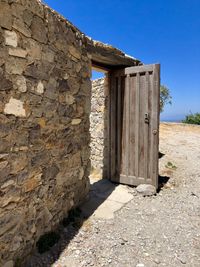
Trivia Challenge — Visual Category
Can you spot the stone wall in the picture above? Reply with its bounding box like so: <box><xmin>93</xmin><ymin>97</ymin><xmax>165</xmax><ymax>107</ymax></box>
<box><xmin>90</xmin><ymin>77</ymin><xmax>109</xmax><ymax>178</ymax></box>
<box><xmin>0</xmin><ymin>0</ymin><xmax>91</xmax><ymax>264</ymax></box>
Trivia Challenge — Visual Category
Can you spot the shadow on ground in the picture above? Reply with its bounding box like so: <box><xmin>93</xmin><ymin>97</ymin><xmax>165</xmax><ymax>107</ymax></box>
<box><xmin>158</xmin><ymin>151</ymin><xmax>170</xmax><ymax>192</ymax></box>
<box><xmin>158</xmin><ymin>175</ymin><xmax>170</xmax><ymax>192</ymax></box>
<box><xmin>24</xmin><ymin>173</ymin><xmax>170</xmax><ymax>266</ymax></box>
<box><xmin>23</xmin><ymin>179</ymin><xmax>122</xmax><ymax>267</ymax></box>
<box><xmin>159</xmin><ymin>151</ymin><xmax>165</xmax><ymax>159</ymax></box>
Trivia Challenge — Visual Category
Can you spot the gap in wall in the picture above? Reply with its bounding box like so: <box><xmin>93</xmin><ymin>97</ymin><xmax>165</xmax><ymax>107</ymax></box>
<box><xmin>90</xmin><ymin>69</ymin><xmax>108</xmax><ymax>180</ymax></box>
<box><xmin>92</xmin><ymin>70</ymin><xmax>105</xmax><ymax>80</ymax></box>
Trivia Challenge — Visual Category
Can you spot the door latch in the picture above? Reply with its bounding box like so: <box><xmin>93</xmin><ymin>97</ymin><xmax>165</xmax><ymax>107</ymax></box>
<box><xmin>145</xmin><ymin>113</ymin><xmax>149</xmax><ymax>124</ymax></box>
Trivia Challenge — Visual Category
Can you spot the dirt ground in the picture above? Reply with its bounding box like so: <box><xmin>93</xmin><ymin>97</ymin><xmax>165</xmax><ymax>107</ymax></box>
<box><xmin>25</xmin><ymin>123</ymin><xmax>200</xmax><ymax>267</ymax></box>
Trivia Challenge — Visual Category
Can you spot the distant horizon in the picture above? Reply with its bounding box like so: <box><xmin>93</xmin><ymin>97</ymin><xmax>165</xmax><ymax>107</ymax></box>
<box><xmin>160</xmin><ymin>118</ymin><xmax>183</xmax><ymax>122</ymax></box>
<box><xmin>91</xmin><ymin>71</ymin><xmax>194</xmax><ymax>123</ymax></box>
<box><xmin>160</xmin><ymin>113</ymin><xmax>185</xmax><ymax>122</ymax></box>
<box><xmin>45</xmin><ymin>0</ymin><xmax>200</xmax><ymax>122</ymax></box>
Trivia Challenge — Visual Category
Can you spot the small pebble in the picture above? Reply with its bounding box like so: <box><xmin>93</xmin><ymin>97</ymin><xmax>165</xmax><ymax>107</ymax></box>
<box><xmin>154</xmin><ymin>258</ymin><xmax>161</xmax><ymax>264</ymax></box>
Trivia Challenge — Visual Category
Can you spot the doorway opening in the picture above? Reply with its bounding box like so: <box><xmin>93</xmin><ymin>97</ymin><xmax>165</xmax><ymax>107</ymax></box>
<box><xmin>90</xmin><ymin>68</ymin><xmax>109</xmax><ymax>180</ymax></box>
<box><xmin>89</xmin><ymin>60</ymin><xmax>160</xmax><ymax>188</ymax></box>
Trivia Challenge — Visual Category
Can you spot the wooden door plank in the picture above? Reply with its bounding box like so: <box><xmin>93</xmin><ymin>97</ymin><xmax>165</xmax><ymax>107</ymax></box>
<box><xmin>144</xmin><ymin>72</ymin><xmax>149</xmax><ymax>181</ymax></box>
<box><xmin>148</xmin><ymin>73</ymin><xmax>153</xmax><ymax>181</ymax></box>
<box><xmin>121</xmin><ymin>76</ymin><xmax>127</xmax><ymax>177</ymax></box>
<box><xmin>111</xmin><ymin>64</ymin><xmax>154</xmax><ymax>76</ymax></box>
<box><xmin>120</xmin><ymin>174</ymin><xmax>152</xmax><ymax>186</ymax></box>
<box><xmin>124</xmin><ymin>64</ymin><xmax>154</xmax><ymax>75</ymax></box>
<box><xmin>117</xmin><ymin>76</ymin><xmax>122</xmax><ymax>179</ymax></box>
<box><xmin>138</xmin><ymin>73</ymin><xmax>146</xmax><ymax>179</ymax></box>
<box><xmin>134</xmin><ymin>73</ymin><xmax>140</xmax><ymax>179</ymax></box>
<box><xmin>129</xmin><ymin>75</ymin><xmax>136</xmax><ymax>177</ymax></box>
<box><xmin>126</xmin><ymin>75</ymin><xmax>130</xmax><ymax>178</ymax></box>
<box><xmin>151</xmin><ymin>64</ymin><xmax>160</xmax><ymax>188</ymax></box>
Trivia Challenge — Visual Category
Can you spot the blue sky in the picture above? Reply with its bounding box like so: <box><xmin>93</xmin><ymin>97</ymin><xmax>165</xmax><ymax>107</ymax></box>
<box><xmin>44</xmin><ymin>0</ymin><xmax>200</xmax><ymax>121</ymax></box>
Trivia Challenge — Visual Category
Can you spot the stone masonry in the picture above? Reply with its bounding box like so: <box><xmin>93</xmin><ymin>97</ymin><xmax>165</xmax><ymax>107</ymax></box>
<box><xmin>0</xmin><ymin>0</ymin><xmax>139</xmax><ymax>265</ymax></box>
<box><xmin>90</xmin><ymin>77</ymin><xmax>109</xmax><ymax>179</ymax></box>
<box><xmin>0</xmin><ymin>0</ymin><xmax>91</xmax><ymax>265</ymax></box>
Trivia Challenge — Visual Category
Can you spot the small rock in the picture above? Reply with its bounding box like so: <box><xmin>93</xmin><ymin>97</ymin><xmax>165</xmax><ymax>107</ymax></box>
<box><xmin>136</xmin><ymin>264</ymin><xmax>145</xmax><ymax>267</ymax></box>
<box><xmin>178</xmin><ymin>256</ymin><xmax>187</xmax><ymax>264</ymax></box>
<box><xmin>122</xmin><ymin>237</ymin><xmax>128</xmax><ymax>243</ymax></box>
<box><xmin>154</xmin><ymin>258</ymin><xmax>161</xmax><ymax>264</ymax></box>
<box><xmin>136</xmin><ymin>184</ymin><xmax>156</xmax><ymax>196</ymax></box>
<box><xmin>3</xmin><ymin>260</ymin><xmax>14</xmax><ymax>267</ymax></box>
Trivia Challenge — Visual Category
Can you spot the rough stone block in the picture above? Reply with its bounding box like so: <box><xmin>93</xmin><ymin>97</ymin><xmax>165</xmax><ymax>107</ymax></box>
<box><xmin>23</xmin><ymin>9</ymin><xmax>34</xmax><ymax>27</ymax></box>
<box><xmin>4</xmin><ymin>97</ymin><xmax>26</xmax><ymax>117</ymax></box>
<box><xmin>31</xmin><ymin>16</ymin><xmax>48</xmax><ymax>44</ymax></box>
<box><xmin>13</xmin><ymin>17</ymin><xmax>31</xmax><ymax>37</ymax></box>
<box><xmin>1</xmin><ymin>179</ymin><xmax>15</xmax><ymax>190</ymax></box>
<box><xmin>79</xmin><ymin>167</ymin><xmax>84</xmax><ymax>180</ymax></box>
<box><xmin>23</xmin><ymin>172</ymin><xmax>42</xmax><ymax>192</ymax></box>
<box><xmin>10</xmin><ymin>153</ymin><xmax>27</xmax><ymax>174</ymax></box>
<box><xmin>68</xmin><ymin>77</ymin><xmax>80</xmax><ymax>94</ymax></box>
<box><xmin>42</xmin><ymin>48</ymin><xmax>55</xmax><ymax>63</ymax></box>
<box><xmin>1</xmin><ymin>187</ymin><xmax>21</xmax><ymax>208</ymax></box>
<box><xmin>58</xmin><ymin>79</ymin><xmax>70</xmax><ymax>93</ymax></box>
<box><xmin>4</xmin><ymin>30</ymin><xmax>18</xmax><ymax>47</ymax></box>
<box><xmin>66</xmin><ymin>93</ymin><xmax>75</xmax><ymax>105</ymax></box>
<box><xmin>5</xmin><ymin>58</ymin><xmax>27</xmax><ymax>75</ymax></box>
<box><xmin>27</xmin><ymin>39</ymin><xmax>41</xmax><ymax>60</ymax></box>
<box><xmin>8</xmin><ymin>47</ymin><xmax>27</xmax><ymax>58</ymax></box>
<box><xmin>2</xmin><ymin>260</ymin><xmax>14</xmax><ymax>267</ymax></box>
<box><xmin>45</xmin><ymin>77</ymin><xmax>58</xmax><ymax>99</ymax></box>
<box><xmin>36</xmin><ymin>81</ymin><xmax>44</xmax><ymax>94</ymax></box>
<box><xmin>71</xmin><ymin>119</ymin><xmax>82</xmax><ymax>125</ymax></box>
<box><xmin>69</xmin><ymin>46</ymin><xmax>81</xmax><ymax>59</ymax></box>
<box><xmin>0</xmin><ymin>3</ymin><xmax>12</xmax><ymax>30</ymax></box>
<box><xmin>0</xmin><ymin>211</ymin><xmax>21</xmax><ymax>237</ymax></box>
<box><xmin>28</xmin><ymin>0</ymin><xmax>44</xmax><ymax>18</ymax></box>
<box><xmin>15</xmin><ymin>76</ymin><xmax>27</xmax><ymax>92</ymax></box>
<box><xmin>0</xmin><ymin>160</ymin><xmax>8</xmax><ymax>169</ymax></box>
<box><xmin>0</xmin><ymin>77</ymin><xmax>13</xmax><ymax>91</ymax></box>
<box><xmin>24</xmin><ymin>62</ymin><xmax>51</xmax><ymax>80</ymax></box>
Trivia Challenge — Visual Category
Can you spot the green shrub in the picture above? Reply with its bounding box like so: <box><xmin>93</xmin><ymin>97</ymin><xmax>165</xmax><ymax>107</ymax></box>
<box><xmin>165</xmin><ymin>161</ymin><xmax>177</xmax><ymax>170</ymax></box>
<box><xmin>182</xmin><ymin>113</ymin><xmax>200</xmax><ymax>125</ymax></box>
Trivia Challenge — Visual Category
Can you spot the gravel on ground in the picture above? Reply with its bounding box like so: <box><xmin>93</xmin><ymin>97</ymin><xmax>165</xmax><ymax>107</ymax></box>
<box><xmin>24</xmin><ymin>123</ymin><xmax>200</xmax><ymax>267</ymax></box>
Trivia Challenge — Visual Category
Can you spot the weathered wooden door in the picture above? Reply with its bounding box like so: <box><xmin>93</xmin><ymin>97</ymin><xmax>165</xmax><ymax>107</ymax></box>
<box><xmin>109</xmin><ymin>64</ymin><xmax>160</xmax><ymax>188</ymax></box>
